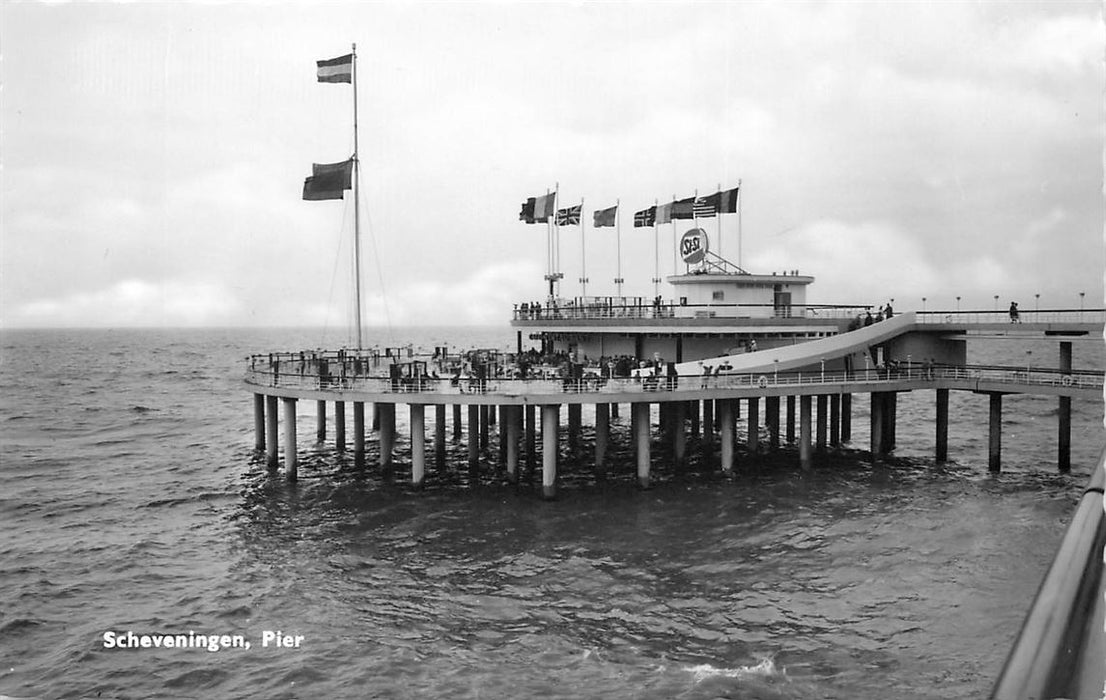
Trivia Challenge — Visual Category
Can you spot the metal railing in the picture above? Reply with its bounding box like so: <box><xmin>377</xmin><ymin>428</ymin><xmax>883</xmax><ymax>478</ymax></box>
<box><xmin>511</xmin><ymin>299</ymin><xmax>871</xmax><ymax>322</ymax></box>
<box><xmin>915</xmin><ymin>308</ymin><xmax>1105</xmax><ymax>326</ymax></box>
<box><xmin>244</xmin><ymin>362</ymin><xmax>1104</xmax><ymax>397</ymax></box>
<box><xmin>991</xmin><ymin>447</ymin><xmax>1106</xmax><ymax>699</ymax></box>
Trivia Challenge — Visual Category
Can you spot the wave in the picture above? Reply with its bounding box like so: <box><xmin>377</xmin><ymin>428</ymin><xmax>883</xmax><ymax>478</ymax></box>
<box><xmin>687</xmin><ymin>656</ymin><xmax>784</xmax><ymax>682</ymax></box>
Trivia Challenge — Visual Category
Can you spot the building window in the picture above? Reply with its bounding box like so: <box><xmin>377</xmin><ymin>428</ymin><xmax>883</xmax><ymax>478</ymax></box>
<box><xmin>712</xmin><ymin>291</ymin><xmax>724</xmax><ymax>301</ymax></box>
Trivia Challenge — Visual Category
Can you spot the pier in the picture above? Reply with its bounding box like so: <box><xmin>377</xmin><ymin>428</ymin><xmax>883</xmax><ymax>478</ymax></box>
<box><xmin>243</xmin><ymin>309</ymin><xmax>1103</xmax><ymax>496</ymax></box>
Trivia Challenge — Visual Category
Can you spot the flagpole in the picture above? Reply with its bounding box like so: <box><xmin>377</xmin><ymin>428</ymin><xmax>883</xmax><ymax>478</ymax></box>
<box><xmin>616</xmin><ymin>199</ymin><xmax>624</xmax><ymax>299</ymax></box>
<box><xmin>691</xmin><ymin>188</ymin><xmax>699</xmax><ymax>276</ymax></box>
<box><xmin>548</xmin><ymin>186</ymin><xmax>557</xmax><ymax>294</ymax></box>
<box><xmin>652</xmin><ymin>198</ymin><xmax>659</xmax><ymax>298</ymax></box>
<box><xmin>554</xmin><ymin>182</ymin><xmax>561</xmax><ymax>298</ymax></box>
<box><xmin>671</xmin><ymin>194</ymin><xmax>677</xmax><ymax>279</ymax></box>
<box><xmin>737</xmin><ymin>178</ymin><xmax>743</xmax><ymax>271</ymax></box>
<box><xmin>579</xmin><ymin>197</ymin><xmax>586</xmax><ymax>298</ymax></box>
<box><xmin>716</xmin><ymin>182</ymin><xmax>722</xmax><ymax>262</ymax></box>
<box><xmin>351</xmin><ymin>42</ymin><xmax>363</xmax><ymax>350</ymax></box>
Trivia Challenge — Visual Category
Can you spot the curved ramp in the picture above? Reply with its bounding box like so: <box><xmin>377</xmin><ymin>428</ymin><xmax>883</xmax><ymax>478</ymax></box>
<box><xmin>676</xmin><ymin>312</ymin><xmax>918</xmax><ymax>376</ymax></box>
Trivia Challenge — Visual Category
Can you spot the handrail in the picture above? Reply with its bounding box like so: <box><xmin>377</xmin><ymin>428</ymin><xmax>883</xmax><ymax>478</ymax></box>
<box><xmin>916</xmin><ymin>309</ymin><xmax>1105</xmax><ymax>325</ymax></box>
<box><xmin>990</xmin><ymin>447</ymin><xmax>1106</xmax><ymax>699</ymax></box>
<box><xmin>511</xmin><ymin>299</ymin><xmax>871</xmax><ymax>322</ymax></box>
<box><xmin>243</xmin><ymin>362</ymin><xmax>1105</xmax><ymax>395</ymax></box>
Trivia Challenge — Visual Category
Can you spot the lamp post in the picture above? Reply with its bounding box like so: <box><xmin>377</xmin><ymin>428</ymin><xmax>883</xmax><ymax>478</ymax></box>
<box><xmin>922</xmin><ymin>297</ymin><xmax>927</xmax><ymax>313</ymax></box>
<box><xmin>1080</xmin><ymin>291</ymin><xmax>1085</xmax><ymax>320</ymax></box>
<box><xmin>956</xmin><ymin>296</ymin><xmax>961</xmax><ymax>312</ymax></box>
<box><xmin>993</xmin><ymin>295</ymin><xmax>999</xmax><ymax>312</ymax></box>
<box><xmin>773</xmin><ymin>358</ymin><xmax>779</xmax><ymax>384</ymax></box>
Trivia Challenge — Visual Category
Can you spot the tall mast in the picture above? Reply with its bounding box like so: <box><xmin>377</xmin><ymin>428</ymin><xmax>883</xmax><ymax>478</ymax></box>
<box><xmin>615</xmin><ymin>198</ymin><xmax>623</xmax><ymax>298</ymax></box>
<box><xmin>578</xmin><ymin>197</ymin><xmax>586</xmax><ymax>298</ymax></box>
<box><xmin>737</xmin><ymin>178</ymin><xmax>743</xmax><ymax>272</ymax></box>
<box><xmin>351</xmin><ymin>43</ymin><xmax>364</xmax><ymax>349</ymax></box>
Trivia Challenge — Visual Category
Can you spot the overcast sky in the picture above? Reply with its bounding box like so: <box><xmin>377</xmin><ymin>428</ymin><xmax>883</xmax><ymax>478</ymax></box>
<box><xmin>2</xmin><ymin>1</ymin><xmax>1102</xmax><ymax>330</ymax></box>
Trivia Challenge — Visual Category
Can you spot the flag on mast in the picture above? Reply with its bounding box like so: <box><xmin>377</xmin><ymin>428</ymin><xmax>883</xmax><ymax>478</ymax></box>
<box><xmin>693</xmin><ymin>196</ymin><xmax>717</xmax><ymax>218</ymax></box>
<box><xmin>718</xmin><ymin>185</ymin><xmax>740</xmax><ymax>213</ymax></box>
<box><xmin>655</xmin><ymin>201</ymin><xmax>673</xmax><ymax>225</ymax></box>
<box><xmin>317</xmin><ymin>54</ymin><xmax>354</xmax><ymax>83</ymax></box>
<box><xmin>519</xmin><ymin>198</ymin><xmax>537</xmax><ymax>223</ymax></box>
<box><xmin>634</xmin><ymin>205</ymin><xmax>656</xmax><ymax>227</ymax></box>
<box><xmin>302</xmin><ymin>159</ymin><xmax>353</xmax><ymax>200</ymax></box>
<box><xmin>556</xmin><ymin>204</ymin><xmax>582</xmax><ymax>226</ymax></box>
<box><xmin>593</xmin><ymin>205</ymin><xmax>618</xmax><ymax>228</ymax></box>
<box><xmin>671</xmin><ymin>197</ymin><xmax>695</xmax><ymax>220</ymax></box>
<box><xmin>534</xmin><ymin>192</ymin><xmax>556</xmax><ymax>223</ymax></box>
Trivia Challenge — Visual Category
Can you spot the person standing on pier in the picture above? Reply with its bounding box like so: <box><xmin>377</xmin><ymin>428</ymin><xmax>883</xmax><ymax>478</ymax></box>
<box><xmin>1009</xmin><ymin>301</ymin><xmax>1020</xmax><ymax>323</ymax></box>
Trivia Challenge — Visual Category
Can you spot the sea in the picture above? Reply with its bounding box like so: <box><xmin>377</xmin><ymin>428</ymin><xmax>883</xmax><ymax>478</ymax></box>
<box><xmin>1</xmin><ymin>326</ymin><xmax>1103</xmax><ymax>700</ymax></box>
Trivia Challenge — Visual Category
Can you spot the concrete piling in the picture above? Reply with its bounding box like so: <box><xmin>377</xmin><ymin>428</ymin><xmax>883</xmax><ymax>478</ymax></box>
<box><xmin>282</xmin><ymin>397</ymin><xmax>297</xmax><ymax>481</ymax></box>
<box><xmin>410</xmin><ymin>403</ymin><xmax>426</xmax><ymax>487</ymax></box>
<box><xmin>253</xmin><ymin>394</ymin><xmax>266</xmax><ymax>451</ymax></box>
<box><xmin>541</xmin><ymin>404</ymin><xmax>559</xmax><ymax>499</ymax></box>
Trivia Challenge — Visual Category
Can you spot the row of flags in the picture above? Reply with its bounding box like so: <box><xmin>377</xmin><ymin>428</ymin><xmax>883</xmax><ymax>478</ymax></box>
<box><xmin>519</xmin><ymin>186</ymin><xmax>740</xmax><ymax>228</ymax></box>
<box><xmin>303</xmin><ymin>54</ymin><xmax>355</xmax><ymax>200</ymax></box>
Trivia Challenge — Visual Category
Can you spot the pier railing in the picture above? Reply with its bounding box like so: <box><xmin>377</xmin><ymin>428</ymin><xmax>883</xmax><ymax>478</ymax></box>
<box><xmin>915</xmin><ymin>308</ymin><xmax>1105</xmax><ymax>326</ymax></box>
<box><xmin>244</xmin><ymin>362</ymin><xmax>1104</xmax><ymax>397</ymax></box>
<box><xmin>991</xmin><ymin>447</ymin><xmax>1106</xmax><ymax>699</ymax></box>
<box><xmin>511</xmin><ymin>299</ymin><xmax>870</xmax><ymax>322</ymax></box>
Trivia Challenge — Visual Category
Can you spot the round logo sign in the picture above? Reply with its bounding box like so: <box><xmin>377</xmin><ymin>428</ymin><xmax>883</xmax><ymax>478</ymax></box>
<box><xmin>680</xmin><ymin>228</ymin><xmax>709</xmax><ymax>264</ymax></box>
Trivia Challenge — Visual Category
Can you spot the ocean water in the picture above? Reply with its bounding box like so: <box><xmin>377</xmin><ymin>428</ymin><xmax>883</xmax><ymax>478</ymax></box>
<box><xmin>1</xmin><ymin>326</ymin><xmax>1102</xmax><ymax>699</ymax></box>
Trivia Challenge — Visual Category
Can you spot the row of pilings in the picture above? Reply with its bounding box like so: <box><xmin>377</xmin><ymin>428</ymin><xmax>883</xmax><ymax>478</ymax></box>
<box><xmin>251</xmin><ymin>385</ymin><xmax>1074</xmax><ymax>496</ymax></box>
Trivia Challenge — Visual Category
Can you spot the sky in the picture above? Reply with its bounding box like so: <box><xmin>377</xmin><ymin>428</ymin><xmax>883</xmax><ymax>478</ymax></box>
<box><xmin>1</xmin><ymin>1</ymin><xmax>1103</xmax><ymax>331</ymax></box>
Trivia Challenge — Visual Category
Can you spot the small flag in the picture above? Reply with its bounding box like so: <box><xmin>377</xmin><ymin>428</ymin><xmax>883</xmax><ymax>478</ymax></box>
<box><xmin>671</xmin><ymin>197</ymin><xmax>695</xmax><ymax>220</ymax></box>
<box><xmin>593</xmin><ymin>205</ymin><xmax>617</xmax><ymax>228</ymax></box>
<box><xmin>693</xmin><ymin>197</ymin><xmax>717</xmax><ymax>218</ymax></box>
<box><xmin>656</xmin><ymin>202</ymin><xmax>673</xmax><ymax>225</ymax></box>
<box><xmin>556</xmin><ymin>204</ymin><xmax>582</xmax><ymax>226</ymax></box>
<box><xmin>633</xmin><ymin>206</ymin><xmax>656</xmax><ymax>228</ymax></box>
<box><xmin>718</xmin><ymin>185</ymin><xmax>740</xmax><ymax>213</ymax></box>
<box><xmin>534</xmin><ymin>192</ymin><xmax>556</xmax><ymax>223</ymax></box>
<box><xmin>303</xmin><ymin>159</ymin><xmax>353</xmax><ymax>200</ymax></box>
<box><xmin>317</xmin><ymin>54</ymin><xmax>353</xmax><ymax>83</ymax></box>
<box><xmin>519</xmin><ymin>197</ymin><xmax>536</xmax><ymax>224</ymax></box>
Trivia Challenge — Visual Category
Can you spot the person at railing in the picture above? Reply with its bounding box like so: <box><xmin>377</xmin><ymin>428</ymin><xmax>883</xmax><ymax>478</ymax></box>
<box><xmin>885</xmin><ymin>302</ymin><xmax>893</xmax><ymax>319</ymax></box>
<box><xmin>1009</xmin><ymin>301</ymin><xmax>1021</xmax><ymax>323</ymax></box>
<box><xmin>864</xmin><ymin>311</ymin><xmax>874</xmax><ymax>326</ymax></box>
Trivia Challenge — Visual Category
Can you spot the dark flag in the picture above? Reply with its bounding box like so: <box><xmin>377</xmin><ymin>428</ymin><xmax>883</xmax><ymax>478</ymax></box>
<box><xmin>671</xmin><ymin>196</ymin><xmax>695</xmax><ymax>220</ymax></box>
<box><xmin>593</xmin><ymin>205</ymin><xmax>618</xmax><ymax>228</ymax></box>
<box><xmin>717</xmin><ymin>185</ymin><xmax>740</xmax><ymax>213</ymax></box>
<box><xmin>519</xmin><ymin>197</ymin><xmax>536</xmax><ymax>223</ymax></box>
<box><xmin>556</xmin><ymin>204</ymin><xmax>582</xmax><ymax>226</ymax></box>
<box><xmin>633</xmin><ymin>206</ymin><xmax>656</xmax><ymax>227</ymax></box>
<box><xmin>303</xmin><ymin>159</ymin><xmax>353</xmax><ymax>200</ymax></box>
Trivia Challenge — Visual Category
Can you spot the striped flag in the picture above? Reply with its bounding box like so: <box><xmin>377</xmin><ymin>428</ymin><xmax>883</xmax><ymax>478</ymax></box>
<box><xmin>693</xmin><ymin>197</ymin><xmax>717</xmax><ymax>218</ymax></box>
<box><xmin>593</xmin><ymin>205</ymin><xmax>618</xmax><ymax>228</ymax></box>
<box><xmin>556</xmin><ymin>204</ymin><xmax>582</xmax><ymax>226</ymax></box>
<box><xmin>634</xmin><ymin>206</ymin><xmax>656</xmax><ymax>228</ymax></box>
<box><xmin>317</xmin><ymin>54</ymin><xmax>353</xmax><ymax>83</ymax></box>
<box><xmin>534</xmin><ymin>192</ymin><xmax>556</xmax><ymax>223</ymax></box>
<box><xmin>656</xmin><ymin>202</ymin><xmax>673</xmax><ymax>225</ymax></box>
